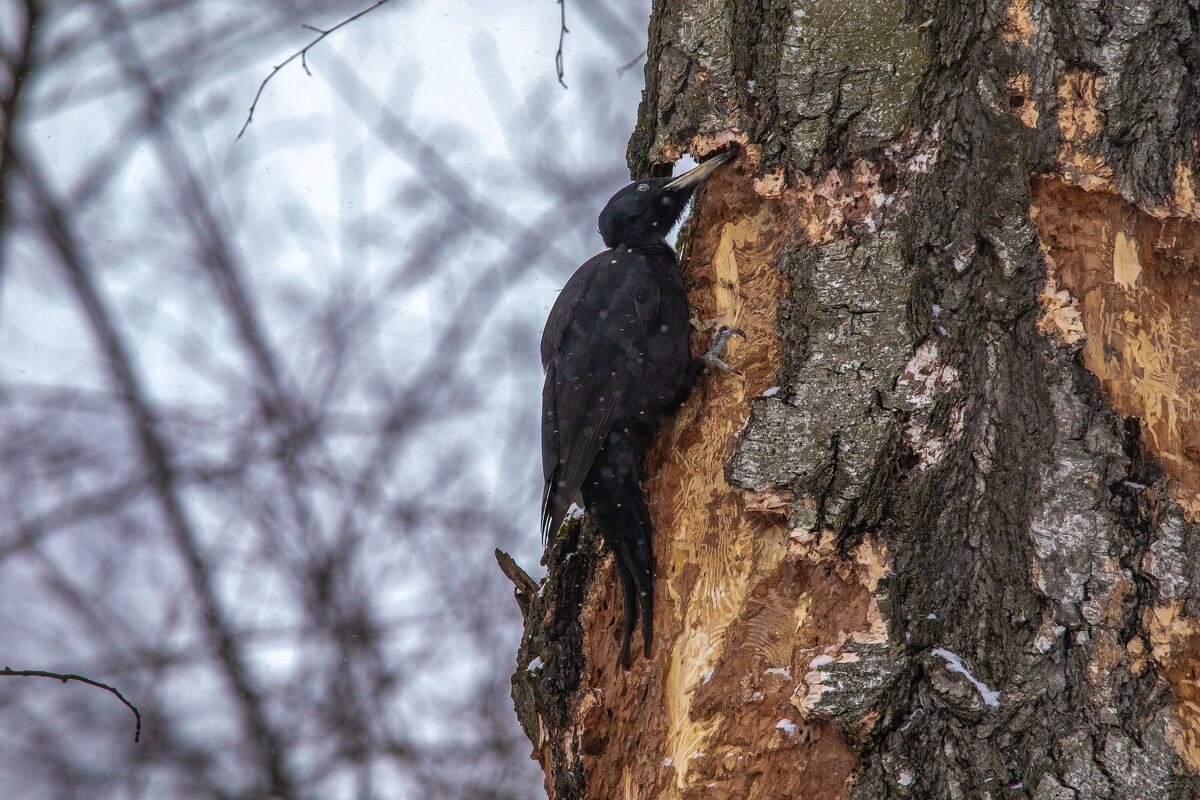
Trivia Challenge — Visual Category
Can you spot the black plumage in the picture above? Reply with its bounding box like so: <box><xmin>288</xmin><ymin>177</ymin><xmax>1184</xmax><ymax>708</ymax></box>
<box><xmin>540</xmin><ymin>148</ymin><xmax>737</xmax><ymax>665</ymax></box>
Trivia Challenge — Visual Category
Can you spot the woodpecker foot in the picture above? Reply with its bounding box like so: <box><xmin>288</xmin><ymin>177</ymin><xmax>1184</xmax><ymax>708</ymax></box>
<box><xmin>702</xmin><ymin>326</ymin><xmax>745</xmax><ymax>375</ymax></box>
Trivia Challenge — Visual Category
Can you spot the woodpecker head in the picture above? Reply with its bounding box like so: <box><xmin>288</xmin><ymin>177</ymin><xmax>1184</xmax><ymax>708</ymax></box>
<box><xmin>598</xmin><ymin>146</ymin><xmax>737</xmax><ymax>249</ymax></box>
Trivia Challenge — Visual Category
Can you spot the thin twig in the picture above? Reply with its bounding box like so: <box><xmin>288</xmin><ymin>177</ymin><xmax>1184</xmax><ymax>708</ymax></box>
<box><xmin>555</xmin><ymin>0</ymin><xmax>569</xmax><ymax>88</ymax></box>
<box><xmin>237</xmin><ymin>0</ymin><xmax>394</xmax><ymax>139</ymax></box>
<box><xmin>2</xmin><ymin>667</ymin><xmax>142</xmax><ymax>742</ymax></box>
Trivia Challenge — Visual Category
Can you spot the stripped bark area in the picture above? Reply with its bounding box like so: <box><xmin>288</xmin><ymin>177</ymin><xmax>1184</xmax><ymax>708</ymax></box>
<box><xmin>1031</xmin><ymin>178</ymin><xmax>1200</xmax><ymax>515</ymax></box>
<box><xmin>513</xmin><ymin>0</ymin><xmax>1200</xmax><ymax>797</ymax></box>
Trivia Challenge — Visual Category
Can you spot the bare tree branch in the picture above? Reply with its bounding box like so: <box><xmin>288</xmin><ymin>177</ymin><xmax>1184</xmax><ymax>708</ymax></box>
<box><xmin>237</xmin><ymin>0</ymin><xmax>396</xmax><ymax>139</ymax></box>
<box><xmin>1</xmin><ymin>667</ymin><xmax>142</xmax><ymax>743</ymax></box>
<box><xmin>555</xmin><ymin>0</ymin><xmax>569</xmax><ymax>88</ymax></box>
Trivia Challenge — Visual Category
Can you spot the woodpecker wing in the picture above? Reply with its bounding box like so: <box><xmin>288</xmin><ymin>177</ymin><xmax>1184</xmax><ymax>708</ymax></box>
<box><xmin>541</xmin><ymin>250</ymin><xmax>660</xmax><ymax>542</ymax></box>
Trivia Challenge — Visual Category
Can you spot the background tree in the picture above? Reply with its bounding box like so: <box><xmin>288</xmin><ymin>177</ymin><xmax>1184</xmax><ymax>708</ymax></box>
<box><xmin>514</xmin><ymin>1</ymin><xmax>1200</xmax><ymax>798</ymax></box>
<box><xmin>0</xmin><ymin>1</ymin><xmax>652</xmax><ymax>797</ymax></box>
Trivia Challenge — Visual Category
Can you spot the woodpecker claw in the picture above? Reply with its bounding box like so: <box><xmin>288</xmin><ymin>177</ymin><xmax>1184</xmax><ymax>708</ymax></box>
<box><xmin>703</xmin><ymin>326</ymin><xmax>744</xmax><ymax>375</ymax></box>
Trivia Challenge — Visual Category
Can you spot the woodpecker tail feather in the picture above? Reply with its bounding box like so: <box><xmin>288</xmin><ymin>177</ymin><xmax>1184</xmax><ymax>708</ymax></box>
<box><xmin>610</xmin><ymin>551</ymin><xmax>638</xmax><ymax>667</ymax></box>
<box><xmin>581</xmin><ymin>429</ymin><xmax>655</xmax><ymax>666</ymax></box>
<box><xmin>627</xmin><ymin>493</ymin><xmax>655</xmax><ymax>659</ymax></box>
<box><xmin>540</xmin><ymin>465</ymin><xmax>569</xmax><ymax>545</ymax></box>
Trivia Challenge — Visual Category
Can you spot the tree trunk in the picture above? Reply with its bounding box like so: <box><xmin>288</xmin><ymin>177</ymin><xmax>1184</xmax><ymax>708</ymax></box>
<box><xmin>510</xmin><ymin>1</ymin><xmax>1200</xmax><ymax>797</ymax></box>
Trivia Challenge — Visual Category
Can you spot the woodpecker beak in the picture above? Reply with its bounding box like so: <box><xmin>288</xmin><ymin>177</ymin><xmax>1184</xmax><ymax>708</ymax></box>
<box><xmin>664</xmin><ymin>146</ymin><xmax>737</xmax><ymax>190</ymax></box>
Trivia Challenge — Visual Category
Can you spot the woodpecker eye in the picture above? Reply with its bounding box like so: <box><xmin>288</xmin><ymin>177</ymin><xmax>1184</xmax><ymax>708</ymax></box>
<box><xmin>636</xmin><ymin>183</ymin><xmax>650</xmax><ymax>191</ymax></box>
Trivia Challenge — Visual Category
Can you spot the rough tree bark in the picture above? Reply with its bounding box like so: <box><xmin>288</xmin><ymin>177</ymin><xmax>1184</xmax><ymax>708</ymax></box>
<box><xmin>508</xmin><ymin>1</ymin><xmax>1200</xmax><ymax>797</ymax></box>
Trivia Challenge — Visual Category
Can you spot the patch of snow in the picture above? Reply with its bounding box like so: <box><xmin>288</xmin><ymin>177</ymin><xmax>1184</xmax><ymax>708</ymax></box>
<box><xmin>898</xmin><ymin>772</ymin><xmax>914</xmax><ymax>787</ymax></box>
<box><xmin>764</xmin><ymin>666</ymin><xmax>792</xmax><ymax>679</ymax></box>
<box><xmin>761</xmin><ymin>386</ymin><xmax>780</xmax><ymax>397</ymax></box>
<box><xmin>932</xmin><ymin>648</ymin><xmax>1000</xmax><ymax>707</ymax></box>
<box><xmin>661</xmin><ymin>757</ymin><xmax>673</xmax><ymax>767</ymax></box>
<box><xmin>952</xmin><ymin>243</ymin><xmax>977</xmax><ymax>272</ymax></box>
<box><xmin>702</xmin><ymin>668</ymin><xmax>715</xmax><ymax>684</ymax></box>
<box><xmin>899</xmin><ymin>340</ymin><xmax>959</xmax><ymax>407</ymax></box>
<box><xmin>775</xmin><ymin>719</ymin><xmax>797</xmax><ymax>738</ymax></box>
<box><xmin>1035</xmin><ymin>624</ymin><xmax>1067</xmax><ymax>653</ymax></box>
<box><xmin>809</xmin><ymin>654</ymin><xmax>834</xmax><ymax>668</ymax></box>
<box><xmin>1123</xmin><ymin>480</ymin><xmax>1148</xmax><ymax>489</ymax></box>
<box><xmin>908</xmin><ymin>151</ymin><xmax>936</xmax><ymax>173</ymax></box>
<box><xmin>905</xmin><ymin>419</ymin><xmax>948</xmax><ymax>470</ymax></box>
<box><xmin>527</xmin><ymin>656</ymin><xmax>543</xmax><ymax>671</ymax></box>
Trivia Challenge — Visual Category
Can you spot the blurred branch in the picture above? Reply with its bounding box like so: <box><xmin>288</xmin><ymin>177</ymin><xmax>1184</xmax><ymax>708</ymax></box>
<box><xmin>95</xmin><ymin>1</ymin><xmax>329</xmax><ymax>564</ymax></box>
<box><xmin>617</xmin><ymin>50</ymin><xmax>647</xmax><ymax>76</ymax></box>
<box><xmin>1</xmin><ymin>666</ymin><xmax>142</xmax><ymax>743</ymax></box>
<box><xmin>571</xmin><ymin>2</ymin><xmax>644</xmax><ymax>57</ymax></box>
<box><xmin>0</xmin><ymin>0</ymin><xmax>38</xmax><ymax>268</ymax></box>
<box><xmin>321</xmin><ymin>52</ymin><xmax>578</xmax><ymax>265</ymax></box>
<box><xmin>237</xmin><ymin>0</ymin><xmax>396</xmax><ymax>139</ymax></box>
<box><xmin>0</xmin><ymin>473</ymin><xmax>149</xmax><ymax>560</ymax></box>
<box><xmin>15</xmin><ymin>148</ymin><xmax>298</xmax><ymax>800</ymax></box>
<box><xmin>93</xmin><ymin>2</ymin><xmax>298</xmax><ymax>423</ymax></box>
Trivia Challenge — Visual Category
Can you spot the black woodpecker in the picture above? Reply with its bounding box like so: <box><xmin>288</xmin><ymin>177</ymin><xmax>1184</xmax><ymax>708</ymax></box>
<box><xmin>540</xmin><ymin>147</ymin><xmax>740</xmax><ymax>666</ymax></box>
